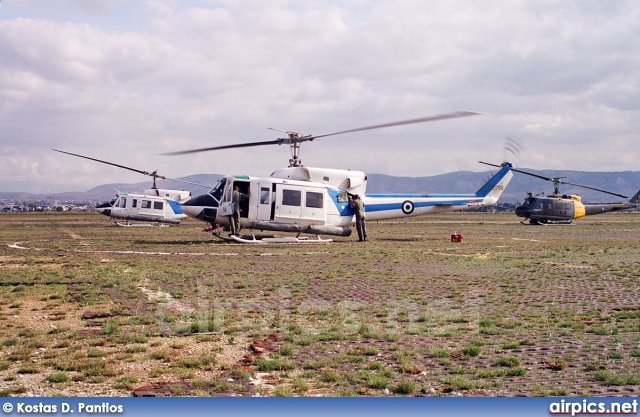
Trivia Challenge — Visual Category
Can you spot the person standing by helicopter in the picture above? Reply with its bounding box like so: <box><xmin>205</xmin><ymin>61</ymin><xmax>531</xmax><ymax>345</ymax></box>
<box><xmin>349</xmin><ymin>194</ymin><xmax>367</xmax><ymax>242</ymax></box>
<box><xmin>229</xmin><ymin>185</ymin><xmax>249</xmax><ymax>236</ymax></box>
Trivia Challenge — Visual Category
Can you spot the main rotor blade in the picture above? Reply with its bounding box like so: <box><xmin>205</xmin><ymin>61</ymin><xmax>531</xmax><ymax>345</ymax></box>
<box><xmin>162</xmin><ymin>177</ymin><xmax>212</xmax><ymax>188</ymax></box>
<box><xmin>479</xmin><ymin>161</ymin><xmax>504</xmax><ymax>169</ymax></box>
<box><xmin>161</xmin><ymin>140</ymin><xmax>284</xmax><ymax>156</ymax></box>
<box><xmin>556</xmin><ymin>181</ymin><xmax>627</xmax><ymax>199</ymax></box>
<box><xmin>512</xmin><ymin>169</ymin><xmax>561</xmax><ymax>183</ymax></box>
<box><xmin>53</xmin><ymin>148</ymin><xmax>211</xmax><ymax>188</ymax></box>
<box><xmin>53</xmin><ymin>149</ymin><xmax>150</xmax><ymax>176</ymax></box>
<box><xmin>163</xmin><ymin>111</ymin><xmax>482</xmax><ymax>156</ymax></box>
<box><xmin>480</xmin><ymin>161</ymin><xmax>628</xmax><ymax>199</ymax></box>
<box><xmin>308</xmin><ymin>111</ymin><xmax>483</xmax><ymax>140</ymax></box>
<box><xmin>481</xmin><ymin>161</ymin><xmax>557</xmax><ymax>182</ymax></box>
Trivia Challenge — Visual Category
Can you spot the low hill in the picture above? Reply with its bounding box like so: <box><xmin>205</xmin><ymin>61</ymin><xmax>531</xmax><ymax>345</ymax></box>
<box><xmin>2</xmin><ymin>169</ymin><xmax>639</xmax><ymax>205</ymax></box>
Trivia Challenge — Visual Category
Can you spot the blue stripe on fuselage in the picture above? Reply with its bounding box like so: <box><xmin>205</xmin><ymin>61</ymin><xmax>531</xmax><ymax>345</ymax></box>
<box><xmin>328</xmin><ymin>189</ymin><xmax>477</xmax><ymax>215</ymax></box>
<box><xmin>167</xmin><ymin>200</ymin><xmax>183</xmax><ymax>215</ymax></box>
<box><xmin>363</xmin><ymin>198</ymin><xmax>475</xmax><ymax>213</ymax></box>
<box><xmin>364</xmin><ymin>194</ymin><xmax>477</xmax><ymax>199</ymax></box>
<box><xmin>328</xmin><ymin>189</ymin><xmax>353</xmax><ymax>216</ymax></box>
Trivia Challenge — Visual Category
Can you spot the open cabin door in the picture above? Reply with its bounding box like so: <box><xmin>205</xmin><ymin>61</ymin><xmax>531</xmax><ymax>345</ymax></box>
<box><xmin>218</xmin><ymin>177</ymin><xmax>235</xmax><ymax>217</ymax></box>
<box><xmin>219</xmin><ymin>179</ymin><xmax>251</xmax><ymax>218</ymax></box>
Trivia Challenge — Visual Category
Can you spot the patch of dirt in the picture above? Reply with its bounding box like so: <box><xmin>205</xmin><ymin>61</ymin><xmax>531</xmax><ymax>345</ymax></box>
<box><xmin>137</xmin><ymin>279</ymin><xmax>194</xmax><ymax>314</ymax></box>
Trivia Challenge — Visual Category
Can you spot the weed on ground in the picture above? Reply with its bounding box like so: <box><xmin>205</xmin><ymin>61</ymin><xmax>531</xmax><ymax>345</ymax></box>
<box><xmin>0</xmin><ymin>211</ymin><xmax>639</xmax><ymax>396</ymax></box>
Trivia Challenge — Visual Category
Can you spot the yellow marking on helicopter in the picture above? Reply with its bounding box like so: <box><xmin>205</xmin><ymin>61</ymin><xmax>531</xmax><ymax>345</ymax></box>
<box><xmin>573</xmin><ymin>201</ymin><xmax>586</xmax><ymax>219</ymax></box>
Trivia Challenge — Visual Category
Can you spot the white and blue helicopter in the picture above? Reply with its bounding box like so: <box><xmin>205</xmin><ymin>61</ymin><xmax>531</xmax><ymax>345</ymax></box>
<box><xmin>53</xmin><ymin>149</ymin><xmax>209</xmax><ymax>226</ymax></box>
<box><xmin>164</xmin><ymin>111</ymin><xmax>514</xmax><ymax>243</ymax></box>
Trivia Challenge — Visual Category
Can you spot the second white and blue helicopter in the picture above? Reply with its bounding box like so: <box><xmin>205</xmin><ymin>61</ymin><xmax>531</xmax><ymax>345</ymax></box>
<box><xmin>53</xmin><ymin>149</ymin><xmax>208</xmax><ymax>226</ymax></box>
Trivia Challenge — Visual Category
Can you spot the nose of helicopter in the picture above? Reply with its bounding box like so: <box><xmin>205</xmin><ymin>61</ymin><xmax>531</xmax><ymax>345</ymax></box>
<box><xmin>94</xmin><ymin>201</ymin><xmax>113</xmax><ymax>216</ymax></box>
<box><xmin>515</xmin><ymin>205</ymin><xmax>529</xmax><ymax>218</ymax></box>
<box><xmin>182</xmin><ymin>194</ymin><xmax>219</xmax><ymax>222</ymax></box>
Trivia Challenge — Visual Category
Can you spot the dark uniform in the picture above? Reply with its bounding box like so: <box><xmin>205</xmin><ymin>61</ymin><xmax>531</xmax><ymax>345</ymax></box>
<box><xmin>229</xmin><ymin>186</ymin><xmax>249</xmax><ymax>236</ymax></box>
<box><xmin>349</xmin><ymin>194</ymin><xmax>367</xmax><ymax>241</ymax></box>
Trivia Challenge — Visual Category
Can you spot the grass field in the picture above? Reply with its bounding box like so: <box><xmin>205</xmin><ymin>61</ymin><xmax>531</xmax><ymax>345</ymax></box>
<box><xmin>1</xmin><ymin>211</ymin><xmax>639</xmax><ymax>397</ymax></box>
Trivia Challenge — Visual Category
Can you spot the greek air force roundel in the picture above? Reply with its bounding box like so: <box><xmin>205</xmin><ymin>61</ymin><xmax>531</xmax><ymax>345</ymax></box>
<box><xmin>401</xmin><ymin>200</ymin><xmax>414</xmax><ymax>215</ymax></box>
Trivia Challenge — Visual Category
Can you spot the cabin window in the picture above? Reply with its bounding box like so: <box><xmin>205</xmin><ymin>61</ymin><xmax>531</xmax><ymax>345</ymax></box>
<box><xmin>282</xmin><ymin>189</ymin><xmax>301</xmax><ymax>206</ymax></box>
<box><xmin>306</xmin><ymin>191</ymin><xmax>324</xmax><ymax>209</ymax></box>
<box><xmin>132</xmin><ymin>199</ymin><xmax>137</xmax><ymax>208</ymax></box>
<box><xmin>154</xmin><ymin>201</ymin><xmax>164</xmax><ymax>210</ymax></box>
<box><xmin>337</xmin><ymin>191</ymin><xmax>349</xmax><ymax>203</ymax></box>
<box><xmin>260</xmin><ymin>187</ymin><xmax>270</xmax><ymax>205</ymax></box>
<box><xmin>141</xmin><ymin>200</ymin><xmax>152</xmax><ymax>209</ymax></box>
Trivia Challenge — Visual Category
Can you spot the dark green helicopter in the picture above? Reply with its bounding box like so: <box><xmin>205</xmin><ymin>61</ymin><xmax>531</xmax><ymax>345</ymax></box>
<box><xmin>480</xmin><ymin>162</ymin><xmax>640</xmax><ymax>225</ymax></box>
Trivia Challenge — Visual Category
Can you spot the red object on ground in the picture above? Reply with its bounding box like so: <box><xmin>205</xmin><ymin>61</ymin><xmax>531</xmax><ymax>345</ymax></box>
<box><xmin>451</xmin><ymin>233</ymin><xmax>464</xmax><ymax>242</ymax></box>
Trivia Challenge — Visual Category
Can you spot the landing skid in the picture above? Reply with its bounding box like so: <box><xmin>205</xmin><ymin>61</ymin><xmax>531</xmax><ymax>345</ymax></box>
<box><xmin>116</xmin><ymin>221</ymin><xmax>169</xmax><ymax>227</ymax></box>
<box><xmin>212</xmin><ymin>231</ymin><xmax>332</xmax><ymax>244</ymax></box>
<box><xmin>525</xmin><ymin>219</ymin><xmax>573</xmax><ymax>226</ymax></box>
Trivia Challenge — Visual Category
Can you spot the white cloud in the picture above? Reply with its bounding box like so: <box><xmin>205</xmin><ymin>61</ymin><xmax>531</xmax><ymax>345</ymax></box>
<box><xmin>1</xmin><ymin>0</ymin><xmax>639</xmax><ymax>192</ymax></box>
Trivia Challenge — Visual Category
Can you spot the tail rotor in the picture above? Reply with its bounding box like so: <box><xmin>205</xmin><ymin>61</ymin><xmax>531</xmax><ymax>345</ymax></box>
<box><xmin>503</xmin><ymin>136</ymin><xmax>525</xmax><ymax>165</ymax></box>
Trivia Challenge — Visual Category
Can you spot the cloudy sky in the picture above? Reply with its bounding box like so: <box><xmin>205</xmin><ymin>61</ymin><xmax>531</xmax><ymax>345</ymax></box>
<box><xmin>1</xmin><ymin>0</ymin><xmax>639</xmax><ymax>193</ymax></box>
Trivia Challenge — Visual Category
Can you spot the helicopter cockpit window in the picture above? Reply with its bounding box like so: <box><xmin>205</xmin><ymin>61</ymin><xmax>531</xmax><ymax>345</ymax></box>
<box><xmin>118</xmin><ymin>198</ymin><xmax>126</xmax><ymax>208</ymax></box>
<box><xmin>337</xmin><ymin>191</ymin><xmax>349</xmax><ymax>203</ymax></box>
<box><xmin>306</xmin><ymin>191</ymin><xmax>323</xmax><ymax>209</ymax></box>
<box><xmin>209</xmin><ymin>178</ymin><xmax>227</xmax><ymax>202</ymax></box>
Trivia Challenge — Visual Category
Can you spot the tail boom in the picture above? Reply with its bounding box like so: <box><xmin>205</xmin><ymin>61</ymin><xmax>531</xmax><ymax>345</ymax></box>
<box><xmin>362</xmin><ymin>163</ymin><xmax>513</xmax><ymax>221</ymax></box>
